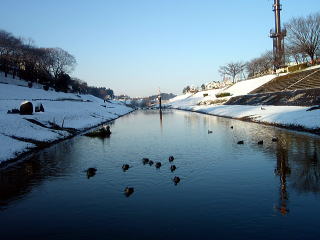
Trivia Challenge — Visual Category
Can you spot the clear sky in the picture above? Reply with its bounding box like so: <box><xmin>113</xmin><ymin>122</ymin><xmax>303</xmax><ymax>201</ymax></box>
<box><xmin>0</xmin><ymin>0</ymin><xmax>319</xmax><ymax>97</ymax></box>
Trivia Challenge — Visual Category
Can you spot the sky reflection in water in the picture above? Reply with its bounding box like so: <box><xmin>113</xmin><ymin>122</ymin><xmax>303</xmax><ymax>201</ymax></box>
<box><xmin>0</xmin><ymin>110</ymin><xmax>320</xmax><ymax>240</ymax></box>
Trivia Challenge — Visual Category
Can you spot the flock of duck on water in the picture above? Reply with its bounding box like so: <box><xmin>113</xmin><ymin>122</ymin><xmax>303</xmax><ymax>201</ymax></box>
<box><xmin>85</xmin><ymin>155</ymin><xmax>179</xmax><ymax>197</ymax></box>
<box><xmin>123</xmin><ymin>156</ymin><xmax>180</xmax><ymax>197</ymax></box>
<box><xmin>84</xmin><ymin>124</ymin><xmax>279</xmax><ymax>197</ymax></box>
<box><xmin>208</xmin><ymin>125</ymin><xmax>279</xmax><ymax>145</ymax></box>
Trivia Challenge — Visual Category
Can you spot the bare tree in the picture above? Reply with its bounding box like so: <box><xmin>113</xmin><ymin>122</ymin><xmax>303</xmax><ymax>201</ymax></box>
<box><xmin>285</xmin><ymin>12</ymin><xmax>320</xmax><ymax>63</ymax></box>
<box><xmin>246</xmin><ymin>51</ymin><xmax>274</xmax><ymax>77</ymax></box>
<box><xmin>0</xmin><ymin>30</ymin><xmax>115</xmax><ymax>98</ymax></box>
<box><xmin>285</xmin><ymin>45</ymin><xmax>308</xmax><ymax>64</ymax></box>
<box><xmin>47</xmin><ymin>47</ymin><xmax>76</xmax><ymax>80</ymax></box>
<box><xmin>0</xmin><ymin>30</ymin><xmax>23</xmax><ymax>77</ymax></box>
<box><xmin>254</xmin><ymin>51</ymin><xmax>274</xmax><ymax>73</ymax></box>
<box><xmin>219</xmin><ymin>62</ymin><xmax>245</xmax><ymax>83</ymax></box>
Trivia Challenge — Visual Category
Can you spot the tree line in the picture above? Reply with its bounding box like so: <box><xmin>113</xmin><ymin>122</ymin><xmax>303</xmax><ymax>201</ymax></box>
<box><xmin>219</xmin><ymin>12</ymin><xmax>320</xmax><ymax>83</ymax></box>
<box><xmin>0</xmin><ymin>30</ymin><xmax>114</xmax><ymax>99</ymax></box>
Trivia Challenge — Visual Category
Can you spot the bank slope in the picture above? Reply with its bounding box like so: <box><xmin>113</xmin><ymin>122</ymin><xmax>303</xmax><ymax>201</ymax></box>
<box><xmin>167</xmin><ymin>74</ymin><xmax>320</xmax><ymax>133</ymax></box>
<box><xmin>168</xmin><ymin>74</ymin><xmax>277</xmax><ymax>108</ymax></box>
<box><xmin>0</xmin><ymin>83</ymin><xmax>133</xmax><ymax>164</ymax></box>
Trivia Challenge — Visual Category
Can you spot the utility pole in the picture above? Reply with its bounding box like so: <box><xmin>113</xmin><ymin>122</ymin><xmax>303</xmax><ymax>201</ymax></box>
<box><xmin>158</xmin><ymin>88</ymin><xmax>162</xmax><ymax>111</ymax></box>
<box><xmin>270</xmin><ymin>0</ymin><xmax>286</xmax><ymax>70</ymax></box>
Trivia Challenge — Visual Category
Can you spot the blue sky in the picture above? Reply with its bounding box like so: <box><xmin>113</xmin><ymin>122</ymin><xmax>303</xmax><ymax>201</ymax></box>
<box><xmin>0</xmin><ymin>0</ymin><xmax>319</xmax><ymax>97</ymax></box>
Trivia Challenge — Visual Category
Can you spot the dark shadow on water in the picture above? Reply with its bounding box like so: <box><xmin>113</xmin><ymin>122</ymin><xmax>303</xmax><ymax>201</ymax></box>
<box><xmin>0</xmin><ymin>141</ymin><xmax>75</xmax><ymax>211</ymax></box>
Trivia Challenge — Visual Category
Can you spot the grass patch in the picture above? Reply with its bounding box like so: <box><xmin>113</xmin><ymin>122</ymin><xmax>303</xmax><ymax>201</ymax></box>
<box><xmin>198</xmin><ymin>99</ymin><xmax>227</xmax><ymax>105</ymax></box>
<box><xmin>215</xmin><ymin>92</ymin><xmax>231</xmax><ymax>98</ymax></box>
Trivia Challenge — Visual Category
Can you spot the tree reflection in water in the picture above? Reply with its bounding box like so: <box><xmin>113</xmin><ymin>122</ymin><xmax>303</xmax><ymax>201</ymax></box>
<box><xmin>272</xmin><ymin>134</ymin><xmax>320</xmax><ymax>215</ymax></box>
<box><xmin>0</xmin><ymin>140</ymin><xmax>75</xmax><ymax>210</ymax></box>
<box><xmin>290</xmin><ymin>143</ymin><xmax>320</xmax><ymax>194</ymax></box>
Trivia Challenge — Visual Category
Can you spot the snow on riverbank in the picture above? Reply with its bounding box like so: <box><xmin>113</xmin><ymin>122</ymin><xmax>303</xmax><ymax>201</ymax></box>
<box><xmin>168</xmin><ymin>74</ymin><xmax>277</xmax><ymax>108</ymax></box>
<box><xmin>192</xmin><ymin>105</ymin><xmax>320</xmax><ymax>130</ymax></box>
<box><xmin>0</xmin><ymin>83</ymin><xmax>133</xmax><ymax>164</ymax></box>
<box><xmin>167</xmin><ymin>74</ymin><xmax>320</xmax><ymax>132</ymax></box>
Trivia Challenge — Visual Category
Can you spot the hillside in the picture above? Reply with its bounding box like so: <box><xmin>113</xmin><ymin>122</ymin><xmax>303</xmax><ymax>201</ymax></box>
<box><xmin>166</xmin><ymin>73</ymin><xmax>320</xmax><ymax>133</ymax></box>
<box><xmin>168</xmin><ymin>74</ymin><xmax>277</xmax><ymax>108</ymax></box>
<box><xmin>251</xmin><ymin>65</ymin><xmax>320</xmax><ymax>94</ymax></box>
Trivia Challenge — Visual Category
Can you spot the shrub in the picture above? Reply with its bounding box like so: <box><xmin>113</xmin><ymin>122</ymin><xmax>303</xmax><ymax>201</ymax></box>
<box><xmin>215</xmin><ymin>92</ymin><xmax>231</xmax><ymax>98</ymax></box>
<box><xmin>198</xmin><ymin>99</ymin><xmax>227</xmax><ymax>105</ymax></box>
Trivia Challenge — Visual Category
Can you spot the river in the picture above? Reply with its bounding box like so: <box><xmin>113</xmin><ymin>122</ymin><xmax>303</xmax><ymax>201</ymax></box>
<box><xmin>1</xmin><ymin>110</ymin><xmax>320</xmax><ymax>240</ymax></box>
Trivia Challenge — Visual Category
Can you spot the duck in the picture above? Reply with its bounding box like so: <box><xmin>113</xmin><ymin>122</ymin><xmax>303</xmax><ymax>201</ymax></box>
<box><xmin>168</xmin><ymin>156</ymin><xmax>174</xmax><ymax>162</ymax></box>
<box><xmin>258</xmin><ymin>140</ymin><xmax>264</xmax><ymax>145</ymax></box>
<box><xmin>124</xmin><ymin>187</ymin><xmax>134</xmax><ymax>197</ymax></box>
<box><xmin>155</xmin><ymin>162</ymin><xmax>162</xmax><ymax>168</ymax></box>
<box><xmin>142</xmin><ymin>158</ymin><xmax>149</xmax><ymax>165</ymax></box>
<box><xmin>122</xmin><ymin>164</ymin><xmax>130</xmax><ymax>171</ymax></box>
<box><xmin>86</xmin><ymin>168</ymin><xmax>97</xmax><ymax>179</ymax></box>
<box><xmin>208</xmin><ymin>130</ymin><xmax>213</xmax><ymax>134</ymax></box>
<box><xmin>237</xmin><ymin>140</ymin><xmax>244</xmax><ymax>144</ymax></box>
<box><xmin>148</xmin><ymin>160</ymin><xmax>154</xmax><ymax>166</ymax></box>
<box><xmin>272</xmin><ymin>137</ymin><xmax>278</xmax><ymax>142</ymax></box>
<box><xmin>170</xmin><ymin>165</ymin><xmax>177</xmax><ymax>172</ymax></box>
<box><xmin>173</xmin><ymin>176</ymin><xmax>181</xmax><ymax>185</ymax></box>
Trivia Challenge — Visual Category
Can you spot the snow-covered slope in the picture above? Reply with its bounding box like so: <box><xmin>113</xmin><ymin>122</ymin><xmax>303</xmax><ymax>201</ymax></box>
<box><xmin>168</xmin><ymin>74</ymin><xmax>278</xmax><ymax>108</ymax></box>
<box><xmin>0</xmin><ymin>83</ymin><xmax>133</xmax><ymax>164</ymax></box>
<box><xmin>167</xmin><ymin>73</ymin><xmax>320</xmax><ymax>133</ymax></box>
<box><xmin>192</xmin><ymin>104</ymin><xmax>320</xmax><ymax>131</ymax></box>
<box><xmin>223</xmin><ymin>75</ymin><xmax>276</xmax><ymax>96</ymax></box>
<box><xmin>0</xmin><ymin>72</ymin><xmax>45</xmax><ymax>89</ymax></box>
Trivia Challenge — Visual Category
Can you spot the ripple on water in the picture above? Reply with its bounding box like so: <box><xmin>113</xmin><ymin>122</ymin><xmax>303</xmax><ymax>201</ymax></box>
<box><xmin>1</xmin><ymin>110</ymin><xmax>320</xmax><ymax>240</ymax></box>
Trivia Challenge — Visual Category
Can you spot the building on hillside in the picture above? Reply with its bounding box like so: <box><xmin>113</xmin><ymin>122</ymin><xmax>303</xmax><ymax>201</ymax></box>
<box><xmin>205</xmin><ymin>81</ymin><xmax>220</xmax><ymax>90</ymax></box>
<box><xmin>205</xmin><ymin>80</ymin><xmax>233</xmax><ymax>90</ymax></box>
<box><xmin>189</xmin><ymin>85</ymin><xmax>198</xmax><ymax>93</ymax></box>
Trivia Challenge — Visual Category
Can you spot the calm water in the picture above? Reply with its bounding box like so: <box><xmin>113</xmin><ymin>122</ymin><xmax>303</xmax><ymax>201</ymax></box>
<box><xmin>1</xmin><ymin>110</ymin><xmax>320</xmax><ymax>240</ymax></box>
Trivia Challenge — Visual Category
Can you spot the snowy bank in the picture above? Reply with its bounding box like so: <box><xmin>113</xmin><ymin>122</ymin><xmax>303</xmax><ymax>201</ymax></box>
<box><xmin>0</xmin><ymin>83</ymin><xmax>133</xmax><ymax>164</ymax></box>
<box><xmin>168</xmin><ymin>74</ymin><xmax>277</xmax><ymax>108</ymax></box>
<box><xmin>167</xmin><ymin>74</ymin><xmax>320</xmax><ymax>134</ymax></box>
<box><xmin>190</xmin><ymin>105</ymin><xmax>320</xmax><ymax>131</ymax></box>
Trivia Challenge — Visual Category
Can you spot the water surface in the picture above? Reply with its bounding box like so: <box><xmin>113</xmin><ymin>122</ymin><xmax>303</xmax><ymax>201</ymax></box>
<box><xmin>1</xmin><ymin>110</ymin><xmax>320</xmax><ymax>240</ymax></box>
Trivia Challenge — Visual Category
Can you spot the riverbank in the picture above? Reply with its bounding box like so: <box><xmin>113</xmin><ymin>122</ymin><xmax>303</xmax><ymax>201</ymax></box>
<box><xmin>166</xmin><ymin>73</ymin><xmax>320</xmax><ymax>135</ymax></box>
<box><xmin>174</xmin><ymin>104</ymin><xmax>320</xmax><ymax>135</ymax></box>
<box><xmin>0</xmin><ymin>83</ymin><xmax>133</xmax><ymax>165</ymax></box>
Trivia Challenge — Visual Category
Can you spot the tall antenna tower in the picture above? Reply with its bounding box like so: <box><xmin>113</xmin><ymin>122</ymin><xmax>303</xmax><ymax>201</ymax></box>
<box><xmin>270</xmin><ymin>0</ymin><xmax>286</xmax><ymax>69</ymax></box>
